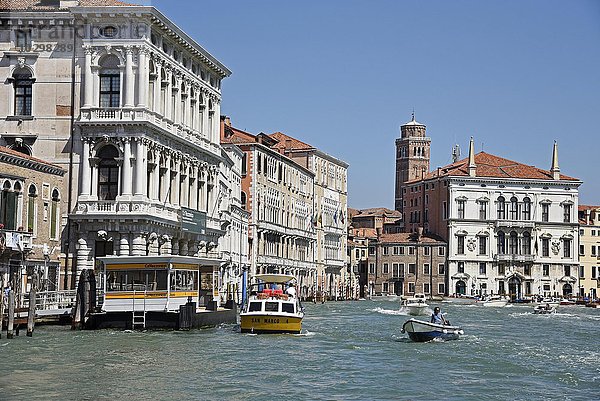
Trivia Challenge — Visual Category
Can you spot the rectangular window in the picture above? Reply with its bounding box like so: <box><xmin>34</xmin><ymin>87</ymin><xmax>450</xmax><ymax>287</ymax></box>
<box><xmin>524</xmin><ymin>265</ymin><xmax>531</xmax><ymax>276</ymax></box>
<box><xmin>543</xmin><ymin>264</ymin><xmax>550</xmax><ymax>277</ymax></box>
<box><xmin>442</xmin><ymin>201</ymin><xmax>448</xmax><ymax>219</ymax></box>
<box><xmin>438</xmin><ymin>283</ymin><xmax>445</xmax><ymax>295</ymax></box>
<box><xmin>408</xmin><ymin>246</ymin><xmax>415</xmax><ymax>255</ymax></box>
<box><xmin>383</xmin><ymin>246</ymin><xmax>389</xmax><ymax>255</ymax></box>
<box><xmin>423</xmin><ymin>264</ymin><xmax>430</xmax><ymax>275</ymax></box>
<box><xmin>457</xmin><ymin>200</ymin><xmax>466</xmax><ymax>219</ymax></box>
<box><xmin>542</xmin><ymin>204</ymin><xmax>549</xmax><ymax>222</ymax></box>
<box><xmin>458</xmin><ymin>262</ymin><xmax>465</xmax><ymax>273</ymax></box>
<box><xmin>423</xmin><ymin>283</ymin><xmax>430</xmax><ymax>294</ymax></box>
<box><xmin>383</xmin><ymin>263</ymin><xmax>389</xmax><ymax>274</ymax></box>
<box><xmin>592</xmin><ymin>246</ymin><xmax>597</xmax><ymax>256</ymax></box>
<box><xmin>14</xmin><ymin>77</ymin><xmax>33</xmax><ymax>116</ymax></box>
<box><xmin>563</xmin><ymin>239</ymin><xmax>571</xmax><ymax>258</ymax></box>
<box><xmin>498</xmin><ymin>265</ymin><xmax>505</xmax><ymax>275</ymax></box>
<box><xmin>580</xmin><ymin>245</ymin><xmax>585</xmax><ymax>255</ymax></box>
<box><xmin>369</xmin><ymin>246</ymin><xmax>375</xmax><ymax>256</ymax></box>
<box><xmin>424</xmin><ymin>247</ymin><xmax>430</xmax><ymax>256</ymax></box>
<box><xmin>392</xmin><ymin>263</ymin><xmax>399</xmax><ymax>277</ymax></box>
<box><xmin>563</xmin><ymin>204</ymin><xmax>571</xmax><ymax>223</ymax></box>
<box><xmin>383</xmin><ymin>282</ymin><xmax>389</xmax><ymax>293</ymax></box>
<box><xmin>438</xmin><ymin>264</ymin><xmax>445</xmax><ymax>275</ymax></box>
<box><xmin>457</xmin><ymin>236</ymin><xmax>465</xmax><ymax>254</ymax></box>
<box><xmin>479</xmin><ymin>201</ymin><xmax>487</xmax><ymax>220</ymax></box>
<box><xmin>479</xmin><ymin>236</ymin><xmax>487</xmax><ymax>255</ymax></box>
<box><xmin>542</xmin><ymin>238</ymin><xmax>549</xmax><ymax>257</ymax></box>
<box><xmin>497</xmin><ymin>199</ymin><xmax>506</xmax><ymax>220</ymax></box>
<box><xmin>592</xmin><ymin>266</ymin><xmax>597</xmax><ymax>279</ymax></box>
<box><xmin>408</xmin><ymin>282</ymin><xmax>415</xmax><ymax>293</ymax></box>
<box><xmin>399</xmin><ymin>246</ymin><xmax>405</xmax><ymax>255</ymax></box>
<box><xmin>479</xmin><ymin>262</ymin><xmax>487</xmax><ymax>275</ymax></box>
<box><xmin>399</xmin><ymin>263</ymin><xmax>405</xmax><ymax>276</ymax></box>
<box><xmin>408</xmin><ymin>264</ymin><xmax>416</xmax><ymax>274</ymax></box>
<box><xmin>579</xmin><ymin>265</ymin><xmax>585</xmax><ymax>278</ymax></box>
<box><xmin>438</xmin><ymin>246</ymin><xmax>445</xmax><ymax>256</ymax></box>
<box><xmin>369</xmin><ymin>263</ymin><xmax>375</xmax><ymax>275</ymax></box>
<box><xmin>564</xmin><ymin>265</ymin><xmax>571</xmax><ymax>277</ymax></box>
<box><xmin>100</xmin><ymin>73</ymin><xmax>121</xmax><ymax>108</ymax></box>
<box><xmin>393</xmin><ymin>246</ymin><xmax>399</xmax><ymax>255</ymax></box>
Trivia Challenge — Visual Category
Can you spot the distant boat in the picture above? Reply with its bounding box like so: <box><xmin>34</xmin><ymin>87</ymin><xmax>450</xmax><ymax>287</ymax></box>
<box><xmin>479</xmin><ymin>296</ymin><xmax>509</xmax><ymax>307</ymax></box>
<box><xmin>533</xmin><ymin>304</ymin><xmax>556</xmax><ymax>314</ymax></box>
<box><xmin>401</xmin><ymin>293</ymin><xmax>429</xmax><ymax>316</ymax></box>
<box><xmin>559</xmin><ymin>299</ymin><xmax>576</xmax><ymax>306</ymax></box>
<box><xmin>537</xmin><ymin>297</ymin><xmax>560</xmax><ymax>309</ymax></box>
<box><xmin>401</xmin><ymin>318</ymin><xmax>464</xmax><ymax>342</ymax></box>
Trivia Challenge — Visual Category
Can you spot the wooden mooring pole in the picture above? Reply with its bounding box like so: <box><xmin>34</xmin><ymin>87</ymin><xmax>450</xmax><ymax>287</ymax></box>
<box><xmin>27</xmin><ymin>288</ymin><xmax>36</xmax><ymax>337</ymax></box>
<box><xmin>0</xmin><ymin>280</ymin><xmax>4</xmax><ymax>339</ymax></box>
<box><xmin>7</xmin><ymin>290</ymin><xmax>15</xmax><ymax>339</ymax></box>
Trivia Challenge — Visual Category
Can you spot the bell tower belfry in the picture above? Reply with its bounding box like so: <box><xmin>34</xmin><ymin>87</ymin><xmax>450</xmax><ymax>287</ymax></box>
<box><xmin>394</xmin><ymin>113</ymin><xmax>431</xmax><ymax>212</ymax></box>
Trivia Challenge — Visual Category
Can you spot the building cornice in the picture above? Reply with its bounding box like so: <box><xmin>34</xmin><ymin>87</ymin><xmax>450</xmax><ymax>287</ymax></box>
<box><xmin>0</xmin><ymin>152</ymin><xmax>65</xmax><ymax>176</ymax></box>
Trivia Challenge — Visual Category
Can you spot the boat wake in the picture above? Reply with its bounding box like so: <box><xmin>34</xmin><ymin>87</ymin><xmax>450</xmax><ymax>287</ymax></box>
<box><xmin>370</xmin><ymin>307</ymin><xmax>410</xmax><ymax>316</ymax></box>
<box><xmin>295</xmin><ymin>330</ymin><xmax>317</xmax><ymax>337</ymax></box>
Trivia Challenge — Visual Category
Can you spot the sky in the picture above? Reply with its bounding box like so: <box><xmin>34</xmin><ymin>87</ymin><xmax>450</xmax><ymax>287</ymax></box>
<box><xmin>144</xmin><ymin>0</ymin><xmax>600</xmax><ymax>209</ymax></box>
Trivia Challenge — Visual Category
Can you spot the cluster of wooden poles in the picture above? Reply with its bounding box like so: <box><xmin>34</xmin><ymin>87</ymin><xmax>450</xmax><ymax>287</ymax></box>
<box><xmin>0</xmin><ymin>275</ymin><xmax>37</xmax><ymax>339</ymax></box>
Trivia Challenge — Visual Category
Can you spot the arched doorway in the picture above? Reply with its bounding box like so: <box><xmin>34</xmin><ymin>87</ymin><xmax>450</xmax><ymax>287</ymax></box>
<box><xmin>455</xmin><ymin>280</ymin><xmax>466</xmax><ymax>295</ymax></box>
<box><xmin>508</xmin><ymin>276</ymin><xmax>522</xmax><ymax>300</ymax></box>
<box><xmin>562</xmin><ymin>283</ymin><xmax>572</xmax><ymax>298</ymax></box>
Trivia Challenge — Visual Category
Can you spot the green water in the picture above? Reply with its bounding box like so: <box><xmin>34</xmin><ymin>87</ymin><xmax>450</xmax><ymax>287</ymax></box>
<box><xmin>1</xmin><ymin>300</ymin><xmax>599</xmax><ymax>400</ymax></box>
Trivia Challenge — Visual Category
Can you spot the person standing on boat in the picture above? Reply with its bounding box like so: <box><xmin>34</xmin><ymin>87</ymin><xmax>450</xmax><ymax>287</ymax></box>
<box><xmin>286</xmin><ymin>282</ymin><xmax>297</xmax><ymax>298</ymax></box>
<box><xmin>431</xmin><ymin>307</ymin><xmax>448</xmax><ymax>325</ymax></box>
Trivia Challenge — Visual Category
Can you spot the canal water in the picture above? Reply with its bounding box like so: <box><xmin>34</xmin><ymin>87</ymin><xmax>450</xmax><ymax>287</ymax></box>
<box><xmin>1</xmin><ymin>299</ymin><xmax>599</xmax><ymax>400</ymax></box>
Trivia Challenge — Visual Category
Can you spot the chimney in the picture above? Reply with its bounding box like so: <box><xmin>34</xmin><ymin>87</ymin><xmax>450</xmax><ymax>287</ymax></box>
<box><xmin>468</xmin><ymin>137</ymin><xmax>476</xmax><ymax>177</ymax></box>
<box><xmin>417</xmin><ymin>226</ymin><xmax>423</xmax><ymax>241</ymax></box>
<box><xmin>585</xmin><ymin>209</ymin><xmax>590</xmax><ymax>225</ymax></box>
<box><xmin>550</xmin><ymin>141</ymin><xmax>560</xmax><ymax>180</ymax></box>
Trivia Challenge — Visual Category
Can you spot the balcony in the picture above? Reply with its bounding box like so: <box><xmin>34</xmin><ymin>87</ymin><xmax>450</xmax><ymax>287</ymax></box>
<box><xmin>78</xmin><ymin>107</ymin><xmax>220</xmax><ymax>156</ymax></box>
<box><xmin>493</xmin><ymin>253</ymin><xmax>535</xmax><ymax>263</ymax></box>
<box><xmin>495</xmin><ymin>220</ymin><xmax>536</xmax><ymax>229</ymax></box>
<box><xmin>0</xmin><ymin>229</ymin><xmax>33</xmax><ymax>253</ymax></box>
<box><xmin>74</xmin><ymin>199</ymin><xmax>179</xmax><ymax>221</ymax></box>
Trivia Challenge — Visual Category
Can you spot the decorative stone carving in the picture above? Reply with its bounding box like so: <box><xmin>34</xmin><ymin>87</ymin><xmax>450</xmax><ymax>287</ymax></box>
<box><xmin>551</xmin><ymin>241</ymin><xmax>561</xmax><ymax>255</ymax></box>
<box><xmin>467</xmin><ymin>238</ymin><xmax>477</xmax><ymax>252</ymax></box>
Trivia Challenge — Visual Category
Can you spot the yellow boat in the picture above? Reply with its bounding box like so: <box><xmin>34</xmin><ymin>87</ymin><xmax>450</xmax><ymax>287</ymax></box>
<box><xmin>240</xmin><ymin>274</ymin><xmax>304</xmax><ymax>334</ymax></box>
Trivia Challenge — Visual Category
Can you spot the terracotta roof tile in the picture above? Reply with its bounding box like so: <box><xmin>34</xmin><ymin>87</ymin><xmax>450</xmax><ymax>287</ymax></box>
<box><xmin>408</xmin><ymin>151</ymin><xmax>579</xmax><ymax>183</ymax></box>
<box><xmin>0</xmin><ymin>145</ymin><xmax>64</xmax><ymax>170</ymax></box>
<box><xmin>269</xmin><ymin>132</ymin><xmax>315</xmax><ymax>152</ymax></box>
<box><xmin>0</xmin><ymin>0</ymin><xmax>136</xmax><ymax>10</ymax></box>
<box><xmin>353</xmin><ymin>207</ymin><xmax>401</xmax><ymax>218</ymax></box>
<box><xmin>379</xmin><ymin>232</ymin><xmax>445</xmax><ymax>244</ymax></box>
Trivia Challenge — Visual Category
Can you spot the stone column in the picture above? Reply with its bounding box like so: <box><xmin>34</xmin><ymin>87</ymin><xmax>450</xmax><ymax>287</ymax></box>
<box><xmin>134</xmin><ymin>138</ymin><xmax>146</xmax><ymax>197</ymax></box>
<box><xmin>190</xmin><ymin>165</ymin><xmax>198</xmax><ymax>210</ymax></box>
<box><xmin>75</xmin><ymin>238</ymin><xmax>91</xmax><ymax>288</ymax></box>
<box><xmin>172</xmin><ymin>158</ymin><xmax>180</xmax><ymax>206</ymax></box>
<box><xmin>83</xmin><ymin>46</ymin><xmax>94</xmax><ymax>108</ymax></box>
<box><xmin>121</xmin><ymin>138</ymin><xmax>133</xmax><ymax>197</ymax></box>
<box><xmin>124</xmin><ymin>46</ymin><xmax>135</xmax><ymax>107</ymax></box>
<box><xmin>119</xmin><ymin>234</ymin><xmax>130</xmax><ymax>256</ymax></box>
<box><xmin>137</xmin><ymin>47</ymin><xmax>148</xmax><ymax>108</ymax></box>
<box><xmin>131</xmin><ymin>233</ymin><xmax>146</xmax><ymax>256</ymax></box>
<box><xmin>180</xmin><ymin>240</ymin><xmax>188</xmax><ymax>256</ymax></box>
<box><xmin>80</xmin><ymin>138</ymin><xmax>92</xmax><ymax>197</ymax></box>
<box><xmin>165</xmin><ymin>69</ymin><xmax>173</xmax><ymax>120</ymax></box>
<box><xmin>154</xmin><ymin>61</ymin><xmax>162</xmax><ymax>114</ymax></box>
<box><xmin>90</xmin><ymin>157</ymin><xmax>99</xmax><ymax>199</ymax></box>
<box><xmin>172</xmin><ymin>238</ymin><xmax>180</xmax><ymax>255</ymax></box>
<box><xmin>161</xmin><ymin>151</ymin><xmax>171</xmax><ymax>203</ymax></box>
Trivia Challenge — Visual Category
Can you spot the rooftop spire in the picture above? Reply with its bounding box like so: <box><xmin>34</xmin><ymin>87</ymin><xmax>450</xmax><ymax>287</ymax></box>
<box><xmin>468</xmin><ymin>137</ymin><xmax>476</xmax><ymax>177</ymax></box>
<box><xmin>411</xmin><ymin>109</ymin><xmax>415</xmax><ymax>122</ymax></box>
<box><xmin>551</xmin><ymin>140</ymin><xmax>560</xmax><ymax>180</ymax></box>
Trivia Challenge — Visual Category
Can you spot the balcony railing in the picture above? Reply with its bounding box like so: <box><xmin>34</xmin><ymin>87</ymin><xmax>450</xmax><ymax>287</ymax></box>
<box><xmin>79</xmin><ymin>107</ymin><xmax>220</xmax><ymax>156</ymax></box>
<box><xmin>0</xmin><ymin>229</ymin><xmax>33</xmax><ymax>253</ymax></box>
<box><xmin>493</xmin><ymin>253</ymin><xmax>535</xmax><ymax>263</ymax></box>
<box><xmin>74</xmin><ymin>199</ymin><xmax>182</xmax><ymax>222</ymax></box>
<box><xmin>495</xmin><ymin>220</ymin><xmax>536</xmax><ymax>229</ymax></box>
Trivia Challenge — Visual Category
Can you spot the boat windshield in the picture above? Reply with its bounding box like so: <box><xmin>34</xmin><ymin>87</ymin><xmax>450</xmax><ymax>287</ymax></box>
<box><xmin>265</xmin><ymin>302</ymin><xmax>279</xmax><ymax>312</ymax></box>
<box><xmin>281</xmin><ymin>303</ymin><xmax>295</xmax><ymax>314</ymax></box>
<box><xmin>248</xmin><ymin>302</ymin><xmax>262</xmax><ymax>312</ymax></box>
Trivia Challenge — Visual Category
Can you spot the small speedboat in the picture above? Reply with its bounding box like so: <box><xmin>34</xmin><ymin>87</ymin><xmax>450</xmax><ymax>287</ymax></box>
<box><xmin>401</xmin><ymin>293</ymin><xmax>429</xmax><ymax>316</ymax></box>
<box><xmin>401</xmin><ymin>318</ymin><xmax>464</xmax><ymax>342</ymax></box>
<box><xmin>533</xmin><ymin>304</ymin><xmax>556</xmax><ymax>314</ymax></box>
<box><xmin>479</xmin><ymin>296</ymin><xmax>509</xmax><ymax>307</ymax></box>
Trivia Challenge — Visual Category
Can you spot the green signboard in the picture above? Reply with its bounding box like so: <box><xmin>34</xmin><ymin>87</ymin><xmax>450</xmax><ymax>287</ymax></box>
<box><xmin>181</xmin><ymin>207</ymin><xmax>207</xmax><ymax>235</ymax></box>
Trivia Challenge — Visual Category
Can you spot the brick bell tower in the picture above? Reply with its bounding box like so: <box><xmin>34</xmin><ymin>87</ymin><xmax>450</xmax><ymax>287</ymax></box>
<box><xmin>394</xmin><ymin>113</ymin><xmax>431</xmax><ymax>212</ymax></box>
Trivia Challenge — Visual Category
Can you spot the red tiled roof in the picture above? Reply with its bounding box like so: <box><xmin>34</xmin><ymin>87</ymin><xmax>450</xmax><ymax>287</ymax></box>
<box><xmin>0</xmin><ymin>146</ymin><xmax>64</xmax><ymax>170</ymax></box>
<box><xmin>579</xmin><ymin>205</ymin><xmax>600</xmax><ymax>212</ymax></box>
<box><xmin>350</xmin><ymin>228</ymin><xmax>377</xmax><ymax>238</ymax></box>
<box><xmin>0</xmin><ymin>0</ymin><xmax>136</xmax><ymax>10</ymax></box>
<box><xmin>269</xmin><ymin>132</ymin><xmax>315</xmax><ymax>152</ymax></box>
<box><xmin>353</xmin><ymin>207</ymin><xmax>401</xmax><ymax>218</ymax></box>
<box><xmin>379</xmin><ymin>232</ymin><xmax>445</xmax><ymax>244</ymax></box>
<box><xmin>408</xmin><ymin>151</ymin><xmax>578</xmax><ymax>183</ymax></box>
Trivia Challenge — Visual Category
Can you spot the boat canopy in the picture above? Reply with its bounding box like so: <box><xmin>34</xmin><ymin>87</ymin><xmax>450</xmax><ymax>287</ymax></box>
<box><xmin>255</xmin><ymin>274</ymin><xmax>295</xmax><ymax>284</ymax></box>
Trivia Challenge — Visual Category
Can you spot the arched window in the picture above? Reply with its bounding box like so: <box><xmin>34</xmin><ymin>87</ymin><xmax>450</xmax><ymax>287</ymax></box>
<box><xmin>241</xmin><ymin>191</ymin><xmax>247</xmax><ymax>210</ymax></box>
<box><xmin>98</xmin><ymin>145</ymin><xmax>120</xmax><ymax>200</ymax></box>
<box><xmin>160</xmin><ymin>68</ymin><xmax>168</xmax><ymax>116</ymax></box>
<box><xmin>509</xmin><ymin>231</ymin><xmax>519</xmax><ymax>254</ymax></box>
<box><xmin>99</xmin><ymin>55</ymin><xmax>120</xmax><ymax>108</ymax></box>
<box><xmin>10</xmin><ymin>141</ymin><xmax>31</xmax><ymax>156</ymax></box>
<box><xmin>522</xmin><ymin>232</ymin><xmax>531</xmax><ymax>255</ymax></box>
<box><xmin>171</xmin><ymin>75</ymin><xmax>177</xmax><ymax>121</ymax></box>
<box><xmin>522</xmin><ymin>197</ymin><xmax>531</xmax><ymax>220</ymax></box>
<box><xmin>1</xmin><ymin>181</ymin><xmax>17</xmax><ymax>230</ymax></box>
<box><xmin>27</xmin><ymin>184</ymin><xmax>37</xmax><ymax>233</ymax></box>
<box><xmin>497</xmin><ymin>231</ymin><xmax>506</xmax><ymax>254</ymax></box>
<box><xmin>13</xmin><ymin>67</ymin><xmax>33</xmax><ymax>116</ymax></box>
<box><xmin>497</xmin><ymin>196</ymin><xmax>506</xmax><ymax>219</ymax></box>
<box><xmin>50</xmin><ymin>188</ymin><xmax>60</xmax><ymax>239</ymax></box>
<box><xmin>510</xmin><ymin>197</ymin><xmax>518</xmax><ymax>220</ymax></box>
<box><xmin>190</xmin><ymin>88</ymin><xmax>196</xmax><ymax>129</ymax></box>
<box><xmin>148</xmin><ymin>60</ymin><xmax>156</xmax><ymax>111</ymax></box>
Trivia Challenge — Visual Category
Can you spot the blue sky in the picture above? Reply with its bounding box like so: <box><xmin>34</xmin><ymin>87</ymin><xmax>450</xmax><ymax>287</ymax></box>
<box><xmin>146</xmin><ymin>0</ymin><xmax>600</xmax><ymax>209</ymax></box>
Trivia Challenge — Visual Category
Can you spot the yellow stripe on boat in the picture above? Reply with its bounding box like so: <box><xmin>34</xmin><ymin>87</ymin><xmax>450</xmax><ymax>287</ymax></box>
<box><xmin>105</xmin><ymin>291</ymin><xmax>198</xmax><ymax>299</ymax></box>
<box><xmin>240</xmin><ymin>315</ymin><xmax>302</xmax><ymax>333</ymax></box>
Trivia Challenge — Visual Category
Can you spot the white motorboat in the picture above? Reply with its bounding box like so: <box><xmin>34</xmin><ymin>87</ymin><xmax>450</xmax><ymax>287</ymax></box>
<box><xmin>401</xmin><ymin>318</ymin><xmax>464</xmax><ymax>342</ymax></box>
<box><xmin>479</xmin><ymin>296</ymin><xmax>509</xmax><ymax>307</ymax></box>
<box><xmin>401</xmin><ymin>293</ymin><xmax>429</xmax><ymax>316</ymax></box>
<box><xmin>533</xmin><ymin>304</ymin><xmax>556</xmax><ymax>314</ymax></box>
